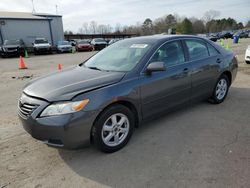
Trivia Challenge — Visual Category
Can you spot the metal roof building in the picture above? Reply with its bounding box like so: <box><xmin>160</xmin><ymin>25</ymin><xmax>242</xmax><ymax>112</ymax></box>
<box><xmin>0</xmin><ymin>11</ymin><xmax>64</xmax><ymax>46</ymax></box>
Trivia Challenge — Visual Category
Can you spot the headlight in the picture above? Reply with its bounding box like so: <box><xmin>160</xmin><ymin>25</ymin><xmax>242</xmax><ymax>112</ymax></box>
<box><xmin>40</xmin><ymin>99</ymin><xmax>89</xmax><ymax>117</ymax></box>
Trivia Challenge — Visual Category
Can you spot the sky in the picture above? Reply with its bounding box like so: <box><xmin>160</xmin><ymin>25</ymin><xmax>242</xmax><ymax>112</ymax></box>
<box><xmin>0</xmin><ymin>0</ymin><xmax>249</xmax><ymax>32</ymax></box>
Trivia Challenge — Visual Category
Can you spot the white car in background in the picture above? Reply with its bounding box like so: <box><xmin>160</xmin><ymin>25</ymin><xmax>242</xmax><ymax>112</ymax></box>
<box><xmin>33</xmin><ymin>38</ymin><xmax>52</xmax><ymax>54</ymax></box>
<box><xmin>245</xmin><ymin>45</ymin><xmax>250</xmax><ymax>64</ymax></box>
<box><xmin>90</xmin><ymin>38</ymin><xmax>107</xmax><ymax>50</ymax></box>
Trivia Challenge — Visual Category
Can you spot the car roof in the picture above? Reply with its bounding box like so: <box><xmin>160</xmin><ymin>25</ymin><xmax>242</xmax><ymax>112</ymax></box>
<box><xmin>123</xmin><ymin>34</ymin><xmax>208</xmax><ymax>44</ymax></box>
<box><xmin>35</xmin><ymin>38</ymin><xmax>47</xmax><ymax>40</ymax></box>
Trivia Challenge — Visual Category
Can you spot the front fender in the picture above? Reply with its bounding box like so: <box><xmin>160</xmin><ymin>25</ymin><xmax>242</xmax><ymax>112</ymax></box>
<box><xmin>73</xmin><ymin>78</ymin><xmax>142</xmax><ymax>120</ymax></box>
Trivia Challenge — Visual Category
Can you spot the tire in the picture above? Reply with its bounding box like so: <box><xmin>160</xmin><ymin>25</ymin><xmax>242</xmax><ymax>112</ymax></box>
<box><xmin>92</xmin><ymin>104</ymin><xmax>135</xmax><ymax>153</ymax></box>
<box><xmin>246</xmin><ymin>61</ymin><xmax>250</xmax><ymax>64</ymax></box>
<box><xmin>209</xmin><ymin>74</ymin><xmax>229</xmax><ymax>104</ymax></box>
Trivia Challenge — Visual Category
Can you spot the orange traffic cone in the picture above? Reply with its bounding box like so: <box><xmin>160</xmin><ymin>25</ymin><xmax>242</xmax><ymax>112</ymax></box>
<box><xmin>19</xmin><ymin>56</ymin><xmax>27</xmax><ymax>69</ymax></box>
<box><xmin>57</xmin><ymin>64</ymin><xmax>62</xmax><ymax>71</ymax></box>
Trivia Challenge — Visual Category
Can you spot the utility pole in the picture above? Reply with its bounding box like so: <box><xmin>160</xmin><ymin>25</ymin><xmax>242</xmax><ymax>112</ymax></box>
<box><xmin>31</xmin><ymin>0</ymin><xmax>36</xmax><ymax>13</ymax></box>
<box><xmin>55</xmin><ymin>4</ymin><xmax>58</xmax><ymax>14</ymax></box>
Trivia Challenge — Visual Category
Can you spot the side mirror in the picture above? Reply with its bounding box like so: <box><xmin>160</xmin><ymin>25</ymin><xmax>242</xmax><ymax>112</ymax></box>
<box><xmin>146</xmin><ymin>61</ymin><xmax>166</xmax><ymax>73</ymax></box>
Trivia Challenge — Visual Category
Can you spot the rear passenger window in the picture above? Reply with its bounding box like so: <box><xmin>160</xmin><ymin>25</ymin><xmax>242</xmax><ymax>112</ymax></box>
<box><xmin>150</xmin><ymin>41</ymin><xmax>185</xmax><ymax>67</ymax></box>
<box><xmin>185</xmin><ymin>40</ymin><xmax>209</xmax><ymax>61</ymax></box>
<box><xmin>207</xmin><ymin>44</ymin><xmax>219</xmax><ymax>56</ymax></box>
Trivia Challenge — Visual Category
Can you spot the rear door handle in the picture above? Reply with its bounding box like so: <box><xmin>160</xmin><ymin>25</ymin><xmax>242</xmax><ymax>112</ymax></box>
<box><xmin>183</xmin><ymin>68</ymin><xmax>189</xmax><ymax>73</ymax></box>
<box><xmin>216</xmin><ymin>58</ymin><xmax>222</xmax><ymax>63</ymax></box>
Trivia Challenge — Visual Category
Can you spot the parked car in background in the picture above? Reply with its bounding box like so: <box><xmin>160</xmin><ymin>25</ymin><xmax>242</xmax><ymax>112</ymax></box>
<box><xmin>108</xmin><ymin>39</ymin><xmax>121</xmax><ymax>45</ymax></box>
<box><xmin>106</xmin><ymin>39</ymin><xmax>111</xmax><ymax>44</ymax></box>
<box><xmin>219</xmin><ymin>31</ymin><xmax>233</xmax><ymax>39</ymax></box>
<box><xmin>76</xmin><ymin>40</ymin><xmax>94</xmax><ymax>52</ymax></box>
<box><xmin>91</xmin><ymin>38</ymin><xmax>107</xmax><ymax>50</ymax></box>
<box><xmin>206</xmin><ymin>33</ymin><xmax>219</xmax><ymax>42</ymax></box>
<box><xmin>233</xmin><ymin>31</ymin><xmax>249</xmax><ymax>38</ymax></box>
<box><xmin>0</xmin><ymin>39</ymin><xmax>25</xmax><ymax>57</ymax></box>
<box><xmin>245</xmin><ymin>45</ymin><xmax>250</xmax><ymax>64</ymax></box>
<box><xmin>33</xmin><ymin>38</ymin><xmax>52</xmax><ymax>55</ymax></box>
<box><xmin>69</xmin><ymin>39</ymin><xmax>77</xmax><ymax>46</ymax></box>
<box><xmin>56</xmin><ymin>41</ymin><xmax>72</xmax><ymax>53</ymax></box>
<box><xmin>18</xmin><ymin>35</ymin><xmax>238</xmax><ymax>153</ymax></box>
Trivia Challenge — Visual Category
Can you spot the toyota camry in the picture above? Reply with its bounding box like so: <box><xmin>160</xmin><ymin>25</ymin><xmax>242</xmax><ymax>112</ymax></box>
<box><xmin>18</xmin><ymin>35</ymin><xmax>238</xmax><ymax>153</ymax></box>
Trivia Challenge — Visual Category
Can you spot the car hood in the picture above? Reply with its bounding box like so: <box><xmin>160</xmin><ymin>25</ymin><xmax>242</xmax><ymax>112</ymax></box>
<box><xmin>94</xmin><ymin>42</ymin><xmax>107</xmax><ymax>45</ymax></box>
<box><xmin>23</xmin><ymin>66</ymin><xmax>125</xmax><ymax>101</ymax></box>
<box><xmin>34</xmin><ymin>43</ymin><xmax>50</xmax><ymax>47</ymax></box>
<box><xmin>78</xmin><ymin>44</ymin><xmax>91</xmax><ymax>46</ymax></box>
<box><xmin>2</xmin><ymin>45</ymin><xmax>20</xmax><ymax>48</ymax></box>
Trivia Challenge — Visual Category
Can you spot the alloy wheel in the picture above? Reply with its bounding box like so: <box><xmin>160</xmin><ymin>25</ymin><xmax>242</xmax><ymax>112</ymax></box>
<box><xmin>101</xmin><ymin>113</ymin><xmax>130</xmax><ymax>147</ymax></box>
<box><xmin>215</xmin><ymin>78</ymin><xmax>228</xmax><ymax>100</ymax></box>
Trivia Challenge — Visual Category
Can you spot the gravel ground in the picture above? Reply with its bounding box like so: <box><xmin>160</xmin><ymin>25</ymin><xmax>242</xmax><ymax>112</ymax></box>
<box><xmin>0</xmin><ymin>38</ymin><xmax>250</xmax><ymax>188</ymax></box>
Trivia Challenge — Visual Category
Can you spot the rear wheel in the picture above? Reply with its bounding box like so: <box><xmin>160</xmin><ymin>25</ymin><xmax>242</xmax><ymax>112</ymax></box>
<box><xmin>209</xmin><ymin>75</ymin><xmax>229</xmax><ymax>104</ymax></box>
<box><xmin>92</xmin><ymin>105</ymin><xmax>135</xmax><ymax>153</ymax></box>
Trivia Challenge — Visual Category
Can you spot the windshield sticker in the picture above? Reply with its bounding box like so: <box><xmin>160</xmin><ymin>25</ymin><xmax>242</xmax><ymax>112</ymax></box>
<box><xmin>130</xmin><ymin>44</ymin><xmax>148</xmax><ymax>48</ymax></box>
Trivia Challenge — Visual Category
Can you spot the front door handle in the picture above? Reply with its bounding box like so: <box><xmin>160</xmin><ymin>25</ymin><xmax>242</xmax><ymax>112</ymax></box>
<box><xmin>183</xmin><ymin>68</ymin><xmax>189</xmax><ymax>73</ymax></box>
<box><xmin>216</xmin><ymin>58</ymin><xmax>222</xmax><ymax>63</ymax></box>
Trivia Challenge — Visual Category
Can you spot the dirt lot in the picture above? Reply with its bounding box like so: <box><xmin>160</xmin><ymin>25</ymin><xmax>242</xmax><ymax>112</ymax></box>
<box><xmin>0</xmin><ymin>39</ymin><xmax>250</xmax><ymax>188</ymax></box>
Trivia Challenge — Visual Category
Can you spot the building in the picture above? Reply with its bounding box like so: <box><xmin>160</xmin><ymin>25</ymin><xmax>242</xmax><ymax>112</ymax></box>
<box><xmin>0</xmin><ymin>11</ymin><xmax>64</xmax><ymax>47</ymax></box>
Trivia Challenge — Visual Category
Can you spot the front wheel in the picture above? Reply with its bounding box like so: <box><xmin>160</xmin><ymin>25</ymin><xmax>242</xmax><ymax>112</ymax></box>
<box><xmin>246</xmin><ymin>61</ymin><xmax>250</xmax><ymax>64</ymax></box>
<box><xmin>209</xmin><ymin>75</ymin><xmax>229</xmax><ymax>104</ymax></box>
<box><xmin>92</xmin><ymin>105</ymin><xmax>135</xmax><ymax>153</ymax></box>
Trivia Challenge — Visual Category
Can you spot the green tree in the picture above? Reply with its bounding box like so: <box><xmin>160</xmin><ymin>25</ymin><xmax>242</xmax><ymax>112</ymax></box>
<box><xmin>177</xmin><ymin>18</ymin><xmax>193</xmax><ymax>34</ymax></box>
<box><xmin>142</xmin><ymin>18</ymin><xmax>153</xmax><ymax>35</ymax></box>
<box><xmin>192</xmin><ymin>19</ymin><xmax>205</xmax><ymax>34</ymax></box>
<box><xmin>64</xmin><ymin>30</ymin><xmax>73</xmax><ymax>35</ymax></box>
<box><xmin>237</xmin><ymin>22</ymin><xmax>244</xmax><ymax>29</ymax></box>
<box><xmin>206</xmin><ymin>18</ymin><xmax>242</xmax><ymax>32</ymax></box>
<box><xmin>246</xmin><ymin>20</ymin><xmax>250</xmax><ymax>28</ymax></box>
<box><xmin>165</xmin><ymin>14</ymin><xmax>177</xmax><ymax>28</ymax></box>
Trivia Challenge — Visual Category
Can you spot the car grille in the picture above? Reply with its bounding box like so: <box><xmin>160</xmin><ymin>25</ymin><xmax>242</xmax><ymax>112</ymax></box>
<box><xmin>62</xmin><ymin>47</ymin><xmax>71</xmax><ymax>50</ymax></box>
<box><xmin>7</xmin><ymin>47</ymin><xmax>17</xmax><ymax>51</ymax></box>
<box><xmin>18</xmin><ymin>101</ymin><xmax>39</xmax><ymax>119</ymax></box>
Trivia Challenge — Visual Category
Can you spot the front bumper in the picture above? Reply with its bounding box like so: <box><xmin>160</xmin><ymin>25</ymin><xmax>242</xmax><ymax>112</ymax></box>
<box><xmin>94</xmin><ymin>44</ymin><xmax>107</xmax><ymax>50</ymax></box>
<box><xmin>1</xmin><ymin>49</ymin><xmax>24</xmax><ymax>56</ymax></box>
<box><xmin>34</xmin><ymin>47</ymin><xmax>51</xmax><ymax>53</ymax></box>
<box><xmin>57</xmin><ymin>47</ymin><xmax>72</xmax><ymax>52</ymax></box>
<box><xmin>78</xmin><ymin>46</ymin><xmax>93</xmax><ymax>51</ymax></box>
<box><xmin>245</xmin><ymin>49</ymin><xmax>250</xmax><ymax>61</ymax></box>
<box><xmin>18</xmin><ymin>93</ymin><xmax>98</xmax><ymax>149</ymax></box>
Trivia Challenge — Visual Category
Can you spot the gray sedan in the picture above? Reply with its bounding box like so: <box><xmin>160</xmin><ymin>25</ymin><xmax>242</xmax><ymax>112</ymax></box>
<box><xmin>56</xmin><ymin>41</ymin><xmax>73</xmax><ymax>53</ymax></box>
<box><xmin>18</xmin><ymin>35</ymin><xmax>238</xmax><ymax>152</ymax></box>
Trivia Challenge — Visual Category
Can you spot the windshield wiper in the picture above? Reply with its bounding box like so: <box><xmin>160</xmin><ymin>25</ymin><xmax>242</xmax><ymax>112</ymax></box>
<box><xmin>87</xmin><ymin>66</ymin><xmax>103</xmax><ymax>71</ymax></box>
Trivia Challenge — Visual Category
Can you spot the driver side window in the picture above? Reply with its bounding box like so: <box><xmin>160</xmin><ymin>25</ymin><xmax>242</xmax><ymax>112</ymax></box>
<box><xmin>150</xmin><ymin>41</ymin><xmax>185</xmax><ymax>67</ymax></box>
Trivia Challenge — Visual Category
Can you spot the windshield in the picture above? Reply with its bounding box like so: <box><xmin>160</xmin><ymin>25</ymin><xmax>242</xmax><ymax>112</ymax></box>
<box><xmin>78</xmin><ymin>40</ymin><xmax>89</xmax><ymax>44</ymax></box>
<box><xmin>84</xmin><ymin>40</ymin><xmax>152</xmax><ymax>72</ymax></box>
<box><xmin>4</xmin><ymin>40</ymin><xmax>20</xmax><ymax>45</ymax></box>
<box><xmin>58</xmin><ymin>41</ymin><xmax>70</xmax><ymax>45</ymax></box>
<box><xmin>35</xmin><ymin>39</ymin><xmax>48</xmax><ymax>44</ymax></box>
<box><xmin>94</xmin><ymin>38</ymin><xmax>106</xmax><ymax>42</ymax></box>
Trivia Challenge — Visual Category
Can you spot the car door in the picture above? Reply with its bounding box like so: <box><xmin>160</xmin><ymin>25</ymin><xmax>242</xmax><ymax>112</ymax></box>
<box><xmin>183</xmin><ymin>39</ymin><xmax>221</xmax><ymax>101</ymax></box>
<box><xmin>140</xmin><ymin>40</ymin><xmax>192</xmax><ymax>119</ymax></box>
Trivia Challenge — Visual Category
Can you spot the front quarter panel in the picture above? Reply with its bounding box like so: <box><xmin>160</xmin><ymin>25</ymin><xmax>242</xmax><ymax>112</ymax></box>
<box><xmin>73</xmin><ymin>77</ymin><xmax>142</xmax><ymax>121</ymax></box>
